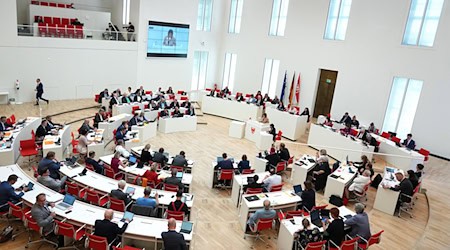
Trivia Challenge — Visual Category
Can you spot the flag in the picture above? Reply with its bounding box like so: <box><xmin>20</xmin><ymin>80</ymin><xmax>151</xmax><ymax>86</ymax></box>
<box><xmin>288</xmin><ymin>72</ymin><xmax>295</xmax><ymax>106</ymax></box>
<box><xmin>280</xmin><ymin>71</ymin><xmax>287</xmax><ymax>102</ymax></box>
<box><xmin>295</xmin><ymin>73</ymin><xmax>301</xmax><ymax>105</ymax></box>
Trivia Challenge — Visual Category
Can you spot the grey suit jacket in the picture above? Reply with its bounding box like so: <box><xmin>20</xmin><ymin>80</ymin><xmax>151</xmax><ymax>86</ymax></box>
<box><xmin>31</xmin><ymin>203</ymin><xmax>54</xmax><ymax>234</ymax></box>
<box><xmin>37</xmin><ymin>175</ymin><xmax>61</xmax><ymax>192</ymax></box>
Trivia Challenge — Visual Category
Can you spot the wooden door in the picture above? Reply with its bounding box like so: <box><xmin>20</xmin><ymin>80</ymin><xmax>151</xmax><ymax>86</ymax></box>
<box><xmin>313</xmin><ymin>69</ymin><xmax>338</xmax><ymax>117</ymax></box>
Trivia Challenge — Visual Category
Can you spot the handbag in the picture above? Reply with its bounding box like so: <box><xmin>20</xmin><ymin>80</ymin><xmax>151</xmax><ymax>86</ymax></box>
<box><xmin>329</xmin><ymin>195</ymin><xmax>344</xmax><ymax>207</ymax></box>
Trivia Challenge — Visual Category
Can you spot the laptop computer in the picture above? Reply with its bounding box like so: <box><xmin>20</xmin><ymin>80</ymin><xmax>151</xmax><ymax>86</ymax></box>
<box><xmin>128</xmin><ymin>155</ymin><xmax>137</xmax><ymax>165</ymax></box>
<box><xmin>125</xmin><ymin>187</ymin><xmax>135</xmax><ymax>195</ymax></box>
<box><xmin>121</xmin><ymin>211</ymin><xmax>134</xmax><ymax>222</ymax></box>
<box><xmin>247</xmin><ymin>176</ymin><xmax>255</xmax><ymax>184</ymax></box>
<box><xmin>293</xmin><ymin>185</ymin><xmax>303</xmax><ymax>196</ymax></box>
<box><xmin>310</xmin><ymin>210</ymin><xmax>323</xmax><ymax>227</ymax></box>
<box><xmin>65</xmin><ymin>156</ymin><xmax>78</xmax><ymax>167</ymax></box>
<box><xmin>55</xmin><ymin>194</ymin><xmax>76</xmax><ymax>211</ymax></box>
<box><xmin>180</xmin><ymin>221</ymin><xmax>193</xmax><ymax>234</ymax></box>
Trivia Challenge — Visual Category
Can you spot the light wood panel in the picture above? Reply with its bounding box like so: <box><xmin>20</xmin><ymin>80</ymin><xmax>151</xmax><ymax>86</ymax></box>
<box><xmin>0</xmin><ymin>100</ymin><xmax>447</xmax><ymax>250</ymax></box>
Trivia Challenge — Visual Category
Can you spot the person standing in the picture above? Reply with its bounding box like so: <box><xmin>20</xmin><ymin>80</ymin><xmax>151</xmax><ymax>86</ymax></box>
<box><xmin>35</xmin><ymin>78</ymin><xmax>49</xmax><ymax>105</ymax></box>
<box><xmin>126</xmin><ymin>22</ymin><xmax>135</xmax><ymax>41</ymax></box>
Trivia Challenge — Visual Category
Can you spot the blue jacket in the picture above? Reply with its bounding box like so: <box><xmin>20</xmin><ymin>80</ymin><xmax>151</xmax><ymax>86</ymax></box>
<box><xmin>0</xmin><ymin>181</ymin><xmax>24</xmax><ymax>208</ymax></box>
<box><xmin>115</xmin><ymin>130</ymin><xmax>125</xmax><ymax>141</ymax></box>
<box><xmin>38</xmin><ymin>158</ymin><xmax>61</xmax><ymax>179</ymax></box>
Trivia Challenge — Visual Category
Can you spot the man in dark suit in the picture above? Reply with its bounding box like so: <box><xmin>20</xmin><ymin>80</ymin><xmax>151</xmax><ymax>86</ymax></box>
<box><xmin>214</xmin><ymin>153</ymin><xmax>233</xmax><ymax>170</ymax></box>
<box><xmin>0</xmin><ymin>174</ymin><xmax>28</xmax><ymax>212</ymax></box>
<box><xmin>161</xmin><ymin>218</ymin><xmax>188</xmax><ymax>250</ymax></box>
<box><xmin>45</xmin><ymin>116</ymin><xmax>61</xmax><ymax>130</ymax></box>
<box><xmin>385</xmin><ymin>170</ymin><xmax>414</xmax><ymax>209</ymax></box>
<box><xmin>277</xmin><ymin>143</ymin><xmax>290</xmax><ymax>161</ymax></box>
<box><xmin>0</xmin><ymin>116</ymin><xmax>12</xmax><ymax>131</ymax></box>
<box><xmin>129</xmin><ymin>113</ymin><xmax>139</xmax><ymax>127</ymax></box>
<box><xmin>86</xmin><ymin>151</ymin><xmax>104</xmax><ymax>174</ymax></box>
<box><xmin>79</xmin><ymin>119</ymin><xmax>94</xmax><ymax>133</ymax></box>
<box><xmin>98</xmin><ymin>88</ymin><xmax>109</xmax><ymax>102</ymax></box>
<box><xmin>36</xmin><ymin>120</ymin><xmax>51</xmax><ymax>140</ymax></box>
<box><xmin>160</xmin><ymin>108</ymin><xmax>170</xmax><ymax>118</ymax></box>
<box><xmin>339</xmin><ymin>112</ymin><xmax>351</xmax><ymax>124</ymax></box>
<box><xmin>169</xmin><ymin>100</ymin><xmax>180</xmax><ymax>109</ymax></box>
<box><xmin>109</xmin><ymin>93</ymin><xmax>120</xmax><ymax>110</ymax></box>
<box><xmin>94</xmin><ymin>209</ymin><xmax>129</xmax><ymax>245</ymax></box>
<box><xmin>265</xmin><ymin>147</ymin><xmax>281</xmax><ymax>171</ymax></box>
<box><xmin>163</xmin><ymin>169</ymin><xmax>184</xmax><ymax>190</ymax></box>
<box><xmin>153</xmin><ymin>147</ymin><xmax>169</xmax><ymax>166</ymax></box>
<box><xmin>172</xmin><ymin>151</ymin><xmax>188</xmax><ymax>167</ymax></box>
<box><xmin>121</xmin><ymin>93</ymin><xmax>132</xmax><ymax>104</ymax></box>
<box><xmin>402</xmin><ymin>133</ymin><xmax>416</xmax><ymax>150</ymax></box>
<box><xmin>35</xmin><ymin>78</ymin><xmax>49</xmax><ymax>105</ymax></box>
<box><xmin>135</xmin><ymin>86</ymin><xmax>145</xmax><ymax>97</ymax></box>
<box><xmin>110</xmin><ymin>180</ymin><xmax>132</xmax><ymax>205</ymax></box>
<box><xmin>93</xmin><ymin>109</ymin><xmax>106</xmax><ymax>128</ymax></box>
<box><xmin>38</xmin><ymin>151</ymin><xmax>61</xmax><ymax>180</ymax></box>
<box><xmin>115</xmin><ymin>127</ymin><xmax>127</xmax><ymax>141</ymax></box>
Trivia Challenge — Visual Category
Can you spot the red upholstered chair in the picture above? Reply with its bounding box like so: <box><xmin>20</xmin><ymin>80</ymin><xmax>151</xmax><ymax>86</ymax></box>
<box><xmin>75</xmin><ymin>25</ymin><xmax>83</xmax><ymax>38</ymax></box>
<box><xmin>54</xmin><ymin>220</ymin><xmax>86</xmax><ymax>249</ymax></box>
<box><xmin>242</xmin><ymin>169</ymin><xmax>255</xmax><ymax>174</ymax></box>
<box><xmin>109</xmin><ymin>197</ymin><xmax>132</xmax><ymax>212</ymax></box>
<box><xmin>245</xmin><ymin>188</ymin><xmax>263</xmax><ymax>194</ymax></box>
<box><xmin>381</xmin><ymin>131</ymin><xmax>390</xmax><ymax>139</ymax></box>
<box><xmin>57</xmin><ymin>3</ymin><xmax>65</xmax><ymax>8</ymax></box>
<box><xmin>418</xmin><ymin>148</ymin><xmax>430</xmax><ymax>161</ymax></box>
<box><xmin>113</xmin><ymin>246</ymin><xmax>144</xmax><ymax>250</ymax></box>
<box><xmin>85</xmin><ymin>189</ymin><xmax>109</xmax><ymax>207</ymax></box>
<box><xmin>56</xmin><ymin>24</ymin><xmax>66</xmax><ymax>37</ymax></box>
<box><xmin>180</xmin><ymin>96</ymin><xmax>188</xmax><ymax>101</ymax></box>
<box><xmin>31</xmin><ymin>1</ymin><xmax>39</xmax><ymax>5</ymax></box>
<box><xmin>43</xmin><ymin>16</ymin><xmax>52</xmax><ymax>23</ymax></box>
<box><xmin>19</xmin><ymin>139</ymin><xmax>39</xmax><ymax>166</ymax></box>
<box><xmin>391</xmin><ymin>136</ymin><xmax>401</xmax><ymax>144</ymax></box>
<box><xmin>7</xmin><ymin>202</ymin><xmax>30</xmax><ymax>239</ymax></box>
<box><xmin>177</xmin><ymin>90</ymin><xmax>184</xmax><ymax>95</ymax></box>
<box><xmin>49</xmin><ymin>2</ymin><xmax>56</xmax><ymax>7</ymax></box>
<box><xmin>358</xmin><ymin>230</ymin><xmax>384</xmax><ymax>249</ymax></box>
<box><xmin>303</xmin><ymin>204</ymin><xmax>328</xmax><ymax>216</ymax></box>
<box><xmin>48</xmin><ymin>23</ymin><xmax>57</xmax><ymax>36</ymax></box>
<box><xmin>40</xmin><ymin>2</ymin><xmax>49</xmax><ymax>6</ymax></box>
<box><xmin>205</xmin><ymin>88</ymin><xmax>211</xmax><ymax>91</ymax></box>
<box><xmin>24</xmin><ymin>213</ymin><xmax>58</xmax><ymax>248</ymax></box>
<box><xmin>329</xmin><ymin>237</ymin><xmax>359</xmax><ymax>250</ymax></box>
<box><xmin>302</xmin><ymin>240</ymin><xmax>327</xmax><ymax>250</ymax></box>
<box><xmin>66</xmin><ymin>182</ymin><xmax>87</xmax><ymax>199</ymax></box>
<box><xmin>170</xmin><ymin>165</ymin><xmax>184</xmax><ymax>173</ymax></box>
<box><xmin>53</xmin><ymin>17</ymin><xmax>61</xmax><ymax>25</ymax></box>
<box><xmin>350</xmin><ymin>129</ymin><xmax>358</xmax><ymax>137</ymax></box>
<box><xmin>245</xmin><ymin>94</ymin><xmax>252</xmax><ymax>98</ymax></box>
<box><xmin>112</xmin><ymin>129</ymin><xmax>118</xmax><ymax>145</ymax></box>
<box><xmin>244</xmin><ymin>218</ymin><xmax>274</xmax><ymax>245</ymax></box>
<box><xmin>278</xmin><ymin>209</ymin><xmax>304</xmax><ymax>221</ymax></box>
<box><xmin>32</xmin><ymin>165</ymin><xmax>39</xmax><ymax>178</ymax></box>
<box><xmin>86</xmin><ymin>234</ymin><xmax>117</xmax><ymax>250</ymax></box>
<box><xmin>275</xmin><ymin>130</ymin><xmax>283</xmax><ymax>141</ymax></box>
<box><xmin>166</xmin><ymin>210</ymin><xmax>185</xmax><ymax>221</ymax></box>
<box><xmin>217</xmin><ymin>169</ymin><xmax>234</xmax><ymax>188</ymax></box>
<box><xmin>38</xmin><ymin>22</ymin><xmax>47</xmax><ymax>36</ymax></box>
<box><xmin>163</xmin><ymin>183</ymin><xmax>179</xmax><ymax>192</ymax></box>
<box><xmin>104</xmin><ymin>167</ymin><xmax>123</xmax><ymax>180</ymax></box>
<box><xmin>270</xmin><ymin>183</ymin><xmax>283</xmax><ymax>192</ymax></box>
<box><xmin>66</xmin><ymin>24</ymin><xmax>75</xmax><ymax>38</ymax></box>
<box><xmin>131</xmin><ymin>106</ymin><xmax>140</xmax><ymax>114</ymax></box>
<box><xmin>274</xmin><ymin>162</ymin><xmax>286</xmax><ymax>173</ymax></box>
<box><xmin>85</xmin><ymin>163</ymin><xmax>95</xmax><ymax>171</ymax></box>
<box><xmin>145</xmin><ymin>90</ymin><xmax>152</xmax><ymax>95</ymax></box>
<box><xmin>95</xmin><ymin>94</ymin><xmax>100</xmax><ymax>102</ymax></box>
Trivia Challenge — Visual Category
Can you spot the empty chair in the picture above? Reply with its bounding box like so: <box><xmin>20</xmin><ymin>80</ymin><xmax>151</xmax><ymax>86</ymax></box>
<box><xmin>418</xmin><ymin>148</ymin><xmax>430</xmax><ymax>161</ymax></box>
<box><xmin>85</xmin><ymin>189</ymin><xmax>109</xmax><ymax>207</ymax></box>
<box><xmin>57</xmin><ymin>3</ymin><xmax>65</xmax><ymax>8</ymax></box>
<box><xmin>104</xmin><ymin>167</ymin><xmax>123</xmax><ymax>180</ymax></box>
<box><xmin>86</xmin><ymin>234</ymin><xmax>119</xmax><ymax>250</ymax></box>
<box><xmin>109</xmin><ymin>197</ymin><xmax>131</xmax><ymax>212</ymax></box>
<box><xmin>56</xmin><ymin>24</ymin><xmax>66</xmax><ymax>37</ymax></box>
<box><xmin>49</xmin><ymin>2</ymin><xmax>56</xmax><ymax>7</ymax></box>
<box><xmin>53</xmin><ymin>17</ymin><xmax>61</xmax><ymax>25</ymax></box>
<box><xmin>270</xmin><ymin>183</ymin><xmax>283</xmax><ymax>192</ymax></box>
<box><xmin>19</xmin><ymin>139</ymin><xmax>39</xmax><ymax>167</ymax></box>
<box><xmin>358</xmin><ymin>230</ymin><xmax>384</xmax><ymax>249</ymax></box>
<box><xmin>163</xmin><ymin>183</ymin><xmax>179</xmax><ymax>192</ymax></box>
<box><xmin>7</xmin><ymin>202</ymin><xmax>29</xmax><ymax>240</ymax></box>
<box><xmin>62</xmin><ymin>18</ymin><xmax>70</xmax><ymax>26</ymax></box>
<box><xmin>43</xmin><ymin>16</ymin><xmax>52</xmax><ymax>24</ymax></box>
<box><xmin>299</xmin><ymin>240</ymin><xmax>326</xmax><ymax>250</ymax></box>
<box><xmin>75</xmin><ymin>25</ymin><xmax>83</xmax><ymax>39</ymax></box>
<box><xmin>48</xmin><ymin>23</ymin><xmax>57</xmax><ymax>37</ymax></box>
<box><xmin>380</xmin><ymin>131</ymin><xmax>390</xmax><ymax>139</ymax></box>
<box><xmin>242</xmin><ymin>169</ymin><xmax>255</xmax><ymax>174</ymax></box>
<box><xmin>245</xmin><ymin>188</ymin><xmax>263</xmax><ymax>194</ymax></box>
<box><xmin>31</xmin><ymin>1</ymin><xmax>39</xmax><ymax>5</ymax></box>
<box><xmin>40</xmin><ymin>2</ymin><xmax>49</xmax><ymax>6</ymax></box>
<box><xmin>38</xmin><ymin>23</ymin><xmax>47</xmax><ymax>36</ymax></box>
<box><xmin>329</xmin><ymin>236</ymin><xmax>359</xmax><ymax>250</ymax></box>
<box><xmin>66</xmin><ymin>182</ymin><xmax>87</xmax><ymax>199</ymax></box>
<box><xmin>391</xmin><ymin>136</ymin><xmax>401</xmax><ymax>144</ymax></box>
<box><xmin>66</xmin><ymin>24</ymin><xmax>75</xmax><ymax>38</ymax></box>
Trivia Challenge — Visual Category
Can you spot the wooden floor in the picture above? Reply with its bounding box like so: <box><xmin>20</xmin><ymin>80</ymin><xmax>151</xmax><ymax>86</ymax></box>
<box><xmin>0</xmin><ymin>99</ymin><xmax>449</xmax><ymax>250</ymax></box>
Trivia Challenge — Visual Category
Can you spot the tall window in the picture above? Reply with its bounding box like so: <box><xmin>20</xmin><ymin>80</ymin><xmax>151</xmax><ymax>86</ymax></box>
<box><xmin>197</xmin><ymin>0</ymin><xmax>213</xmax><ymax>31</ymax></box>
<box><xmin>382</xmin><ymin>77</ymin><xmax>423</xmax><ymax>139</ymax></box>
<box><xmin>222</xmin><ymin>53</ymin><xmax>237</xmax><ymax>92</ymax></box>
<box><xmin>229</xmin><ymin>0</ymin><xmax>244</xmax><ymax>33</ymax></box>
<box><xmin>324</xmin><ymin>0</ymin><xmax>352</xmax><ymax>40</ymax></box>
<box><xmin>403</xmin><ymin>0</ymin><xmax>444</xmax><ymax>47</ymax></box>
<box><xmin>122</xmin><ymin>0</ymin><xmax>130</xmax><ymax>25</ymax></box>
<box><xmin>261</xmin><ymin>59</ymin><xmax>280</xmax><ymax>98</ymax></box>
<box><xmin>191</xmin><ymin>51</ymin><xmax>209</xmax><ymax>91</ymax></box>
<box><xmin>269</xmin><ymin>0</ymin><xmax>290</xmax><ymax>36</ymax></box>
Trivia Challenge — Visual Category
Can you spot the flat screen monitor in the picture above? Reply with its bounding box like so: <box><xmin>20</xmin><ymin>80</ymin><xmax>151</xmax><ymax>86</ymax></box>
<box><xmin>147</xmin><ymin>21</ymin><xmax>189</xmax><ymax>58</ymax></box>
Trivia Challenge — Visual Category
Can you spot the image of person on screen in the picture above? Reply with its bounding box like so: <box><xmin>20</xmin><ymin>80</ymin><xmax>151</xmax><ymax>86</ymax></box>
<box><xmin>163</xmin><ymin>29</ymin><xmax>176</xmax><ymax>46</ymax></box>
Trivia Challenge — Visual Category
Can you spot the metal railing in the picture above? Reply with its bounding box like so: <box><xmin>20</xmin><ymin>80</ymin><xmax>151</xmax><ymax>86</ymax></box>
<box><xmin>17</xmin><ymin>24</ymin><xmax>137</xmax><ymax>42</ymax></box>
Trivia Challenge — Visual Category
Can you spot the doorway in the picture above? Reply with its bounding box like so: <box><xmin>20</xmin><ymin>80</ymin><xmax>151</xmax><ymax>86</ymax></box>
<box><xmin>313</xmin><ymin>69</ymin><xmax>338</xmax><ymax>118</ymax></box>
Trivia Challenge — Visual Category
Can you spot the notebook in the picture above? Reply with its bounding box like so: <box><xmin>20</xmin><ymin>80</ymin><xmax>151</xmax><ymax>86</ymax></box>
<box><xmin>180</xmin><ymin>221</ymin><xmax>193</xmax><ymax>234</ymax></box>
<box><xmin>55</xmin><ymin>194</ymin><xmax>76</xmax><ymax>211</ymax></box>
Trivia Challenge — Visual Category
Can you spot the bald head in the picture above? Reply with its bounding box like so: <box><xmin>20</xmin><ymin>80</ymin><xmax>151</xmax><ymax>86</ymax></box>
<box><xmin>168</xmin><ymin>218</ymin><xmax>177</xmax><ymax>230</ymax></box>
<box><xmin>263</xmin><ymin>200</ymin><xmax>271</xmax><ymax>209</ymax></box>
<box><xmin>104</xmin><ymin>209</ymin><xmax>114</xmax><ymax>220</ymax></box>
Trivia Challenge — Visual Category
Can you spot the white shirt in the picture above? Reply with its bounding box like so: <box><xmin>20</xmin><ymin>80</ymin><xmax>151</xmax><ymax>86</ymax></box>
<box><xmin>115</xmin><ymin>145</ymin><xmax>130</xmax><ymax>158</ymax></box>
<box><xmin>263</xmin><ymin>174</ymin><xmax>282</xmax><ymax>191</ymax></box>
<box><xmin>349</xmin><ymin>175</ymin><xmax>370</xmax><ymax>192</ymax></box>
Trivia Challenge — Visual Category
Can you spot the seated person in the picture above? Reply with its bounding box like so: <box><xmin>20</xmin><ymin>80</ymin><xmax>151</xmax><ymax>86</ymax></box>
<box><xmin>169</xmin><ymin>100</ymin><xmax>180</xmax><ymax>109</ymax></box>
<box><xmin>214</xmin><ymin>153</ymin><xmax>234</xmax><ymax>170</ymax></box>
<box><xmin>139</xmin><ymin>144</ymin><xmax>153</xmax><ymax>166</ymax></box>
<box><xmin>115</xmin><ymin>127</ymin><xmax>127</xmax><ymax>141</ymax></box>
<box><xmin>98</xmin><ymin>88</ymin><xmax>109</xmax><ymax>101</ymax></box>
<box><xmin>299</xmin><ymin>107</ymin><xmax>310</xmax><ymax>122</ymax></box>
<box><xmin>121</xmin><ymin>93</ymin><xmax>132</xmax><ymax>104</ymax></box>
<box><xmin>0</xmin><ymin>116</ymin><xmax>13</xmax><ymax>131</ymax></box>
<box><xmin>367</xmin><ymin>122</ymin><xmax>376</xmax><ymax>133</ymax></box>
<box><xmin>117</xmin><ymin>121</ymin><xmax>128</xmax><ymax>132</ymax></box>
<box><xmin>407</xmin><ymin>170</ymin><xmax>419</xmax><ymax>189</ymax></box>
<box><xmin>339</xmin><ymin>112</ymin><xmax>351</xmax><ymax>124</ymax></box>
<box><xmin>259</xmin><ymin>113</ymin><xmax>269</xmax><ymax>124</ymax></box>
<box><xmin>158</xmin><ymin>98</ymin><xmax>168</xmax><ymax>109</ymax></box>
<box><xmin>237</xmin><ymin>154</ymin><xmax>250</xmax><ymax>173</ymax></box>
<box><xmin>323</xmin><ymin>116</ymin><xmax>333</xmax><ymax>127</ymax></box>
<box><xmin>312</xmin><ymin>154</ymin><xmax>331</xmax><ymax>192</ymax></box>
<box><xmin>95</xmin><ymin>209</ymin><xmax>129</xmax><ymax>245</ymax></box>
<box><xmin>246</xmin><ymin>94</ymin><xmax>256</xmax><ymax>104</ymax></box>
<box><xmin>79</xmin><ymin>119</ymin><xmax>94</xmax><ymax>133</ymax></box>
<box><xmin>137</xmin><ymin>112</ymin><xmax>147</xmax><ymax>123</ymax></box>
<box><xmin>351</xmin><ymin>115</ymin><xmax>359</xmax><ymax>128</ymax></box>
<box><xmin>136</xmin><ymin>187</ymin><xmax>158</xmax><ymax>208</ymax></box>
<box><xmin>172</xmin><ymin>107</ymin><xmax>184</xmax><ymax>118</ymax></box>
<box><xmin>301</xmin><ymin>180</ymin><xmax>316</xmax><ymax>212</ymax></box>
<box><xmin>352</xmin><ymin>155</ymin><xmax>370</xmax><ymax>173</ymax></box>
<box><xmin>246</xmin><ymin>200</ymin><xmax>276</xmax><ymax>231</ymax></box>
<box><xmin>0</xmin><ymin>174</ymin><xmax>29</xmax><ymax>212</ymax></box>
<box><xmin>271</xmin><ymin>95</ymin><xmax>280</xmax><ymax>104</ymax></box>
<box><xmin>153</xmin><ymin>147</ymin><xmax>168</xmax><ymax>166</ymax></box>
<box><xmin>340</xmin><ymin>123</ymin><xmax>352</xmax><ymax>135</ymax></box>
<box><xmin>172</xmin><ymin>151</ymin><xmax>188</xmax><ymax>167</ymax></box>
<box><xmin>267</xmin><ymin>124</ymin><xmax>277</xmax><ymax>141</ymax></box>
<box><xmin>294</xmin><ymin>218</ymin><xmax>322</xmax><ymax>249</ymax></box>
<box><xmin>38</xmin><ymin>151</ymin><xmax>61</xmax><ymax>180</ymax></box>
<box><xmin>115</xmin><ymin>140</ymin><xmax>130</xmax><ymax>158</ymax></box>
<box><xmin>255</xmin><ymin>95</ymin><xmax>263</xmax><ymax>106</ymax></box>
<box><xmin>31</xmin><ymin>194</ymin><xmax>59</xmax><ymax>239</ymax></box>
<box><xmin>71</xmin><ymin>18</ymin><xmax>83</xmax><ymax>26</ymax></box>
<box><xmin>159</xmin><ymin>108</ymin><xmax>170</xmax><ymax>118</ymax></box>
<box><xmin>402</xmin><ymin>133</ymin><xmax>416</xmax><ymax>150</ymax></box>
<box><xmin>162</xmin><ymin>218</ymin><xmax>188</xmax><ymax>250</ymax></box>
<box><xmin>345</xmin><ymin>203</ymin><xmax>371</xmax><ymax>241</ymax></box>
<box><xmin>142</xmin><ymin>163</ymin><xmax>160</xmax><ymax>186</ymax></box>
<box><xmin>262</xmin><ymin>93</ymin><xmax>271</xmax><ymax>103</ymax></box>
<box><xmin>383</xmin><ymin>170</ymin><xmax>413</xmax><ymax>209</ymax></box>
<box><xmin>265</xmin><ymin>147</ymin><xmax>280</xmax><ymax>171</ymax></box>
<box><xmin>277</xmin><ymin>101</ymin><xmax>286</xmax><ymax>111</ymax></box>
<box><xmin>243</xmin><ymin>175</ymin><xmax>263</xmax><ymax>192</ymax></box>
<box><xmin>94</xmin><ymin>109</ymin><xmax>107</xmax><ymax>128</ymax></box>
<box><xmin>415</xmin><ymin>164</ymin><xmax>425</xmax><ymax>180</ymax></box>
<box><xmin>45</xmin><ymin>116</ymin><xmax>62</xmax><ymax>130</ymax></box>
<box><xmin>322</xmin><ymin>207</ymin><xmax>345</xmax><ymax>247</ymax></box>
<box><xmin>187</xmin><ymin>105</ymin><xmax>195</xmax><ymax>116</ymax></box>
<box><xmin>344</xmin><ymin>170</ymin><xmax>371</xmax><ymax>199</ymax></box>
<box><xmin>85</xmin><ymin>151</ymin><xmax>104</xmax><ymax>174</ymax></box>
<box><xmin>37</xmin><ymin>167</ymin><xmax>67</xmax><ymax>192</ymax></box>
<box><xmin>208</xmin><ymin>84</ymin><xmax>218</xmax><ymax>96</ymax></box>
<box><xmin>128</xmin><ymin>113</ymin><xmax>139</xmax><ymax>128</ymax></box>
<box><xmin>110</xmin><ymin>151</ymin><xmax>128</xmax><ymax>174</ymax></box>
<box><xmin>36</xmin><ymin>120</ymin><xmax>52</xmax><ymax>141</ymax></box>
<box><xmin>277</xmin><ymin>143</ymin><xmax>290</xmax><ymax>161</ymax></box>
<box><xmin>163</xmin><ymin>169</ymin><xmax>184</xmax><ymax>191</ymax></box>
<box><xmin>235</xmin><ymin>93</ymin><xmax>245</xmax><ymax>102</ymax></box>
<box><xmin>110</xmin><ymin>180</ymin><xmax>132</xmax><ymax>205</ymax></box>
<box><xmin>168</xmin><ymin>190</ymin><xmax>189</xmax><ymax>216</ymax></box>
<box><xmin>166</xmin><ymin>86</ymin><xmax>174</xmax><ymax>94</ymax></box>
<box><xmin>262</xmin><ymin>168</ymin><xmax>282</xmax><ymax>192</ymax></box>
